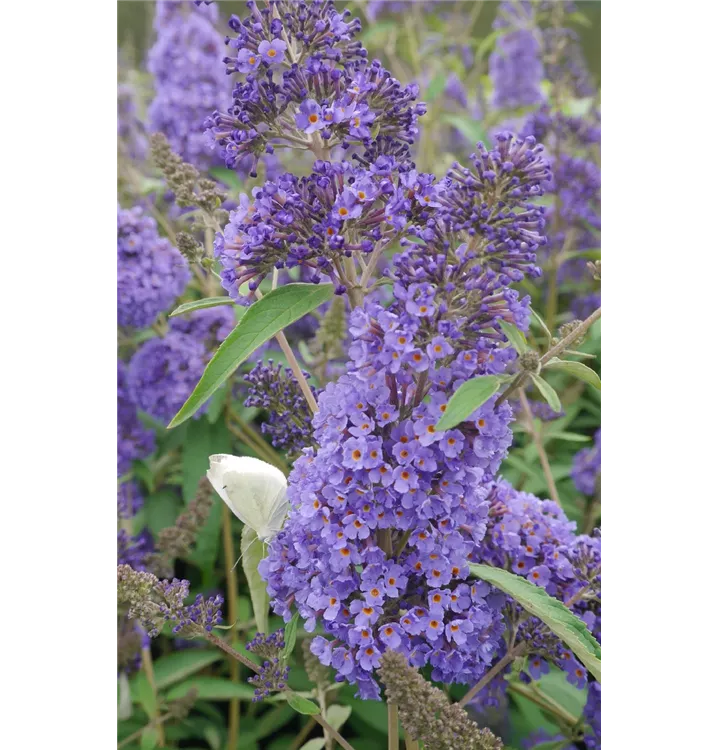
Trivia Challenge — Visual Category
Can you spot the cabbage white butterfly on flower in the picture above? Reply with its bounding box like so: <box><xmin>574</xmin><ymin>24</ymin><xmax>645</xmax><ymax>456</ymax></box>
<box><xmin>206</xmin><ymin>454</ymin><xmax>289</xmax><ymax>542</ymax></box>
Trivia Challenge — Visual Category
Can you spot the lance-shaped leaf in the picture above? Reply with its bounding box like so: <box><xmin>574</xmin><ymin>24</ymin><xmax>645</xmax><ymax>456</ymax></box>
<box><xmin>544</xmin><ymin>358</ymin><xmax>601</xmax><ymax>391</ymax></box>
<box><xmin>241</xmin><ymin>526</ymin><xmax>269</xmax><ymax>635</ymax></box>
<box><xmin>530</xmin><ymin>374</ymin><xmax>562</xmax><ymax>413</ymax></box>
<box><xmin>282</xmin><ymin>611</ymin><xmax>301</xmax><ymax>659</ymax></box>
<box><xmin>436</xmin><ymin>375</ymin><xmax>502</xmax><ymax>431</ymax></box>
<box><xmin>286</xmin><ymin>692</ymin><xmax>321</xmax><ymax>715</ymax></box>
<box><xmin>169</xmin><ymin>283</ymin><xmax>334</xmax><ymax>427</ymax></box>
<box><xmin>469</xmin><ymin>563</ymin><xmax>601</xmax><ymax>682</ymax></box>
<box><xmin>170</xmin><ymin>297</ymin><xmax>235</xmax><ymax>318</ymax></box>
<box><xmin>499</xmin><ymin>319</ymin><xmax>529</xmax><ymax>354</ymax></box>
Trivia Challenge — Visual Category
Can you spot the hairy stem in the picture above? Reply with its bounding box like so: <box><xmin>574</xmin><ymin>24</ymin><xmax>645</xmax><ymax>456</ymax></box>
<box><xmin>221</xmin><ymin>504</ymin><xmax>241</xmax><ymax>749</ymax></box>
<box><xmin>518</xmin><ymin>390</ymin><xmax>561</xmax><ymax>507</ymax></box>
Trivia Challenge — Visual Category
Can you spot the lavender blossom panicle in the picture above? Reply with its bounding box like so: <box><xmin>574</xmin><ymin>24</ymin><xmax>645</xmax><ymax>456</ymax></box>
<box><xmin>489</xmin><ymin>1</ymin><xmax>544</xmax><ymax>110</ymax></box>
<box><xmin>148</xmin><ymin>1</ymin><xmax>231</xmax><ymax>168</ymax></box>
<box><xmin>246</xmin><ymin>630</ymin><xmax>290</xmax><ymax>701</ymax></box>
<box><xmin>128</xmin><ymin>306</ymin><xmax>235</xmax><ymax>423</ymax></box>
<box><xmin>118</xmin><ymin>360</ymin><xmax>155</xmax><ymax>475</ymax></box>
<box><xmin>243</xmin><ymin>360</ymin><xmax>317</xmax><ymax>456</ymax></box>
<box><xmin>204</xmin><ymin>0</ymin><xmax>425</xmax><ymax>176</ymax></box>
<box><xmin>117</xmin><ymin>205</ymin><xmax>190</xmax><ymax>330</ymax></box>
<box><xmin>260</xmin><ymin>296</ymin><xmax>517</xmax><ymax>698</ymax></box>
<box><xmin>583</xmin><ymin>681</ymin><xmax>601</xmax><ymax>748</ymax></box>
<box><xmin>571</xmin><ymin>429</ymin><xmax>600</xmax><ymax>495</ymax></box>
<box><xmin>213</xmin><ymin>158</ymin><xmax>439</xmax><ymax>303</ymax></box>
<box><xmin>117</xmin><ymin>564</ymin><xmax>223</xmax><ymax>638</ymax></box>
<box><xmin>469</xmin><ymin>479</ymin><xmax>600</xmax><ymax>706</ymax></box>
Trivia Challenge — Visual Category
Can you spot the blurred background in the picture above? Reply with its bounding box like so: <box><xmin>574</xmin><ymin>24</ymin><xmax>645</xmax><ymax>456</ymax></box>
<box><xmin>118</xmin><ymin>1</ymin><xmax>600</xmax><ymax>80</ymax></box>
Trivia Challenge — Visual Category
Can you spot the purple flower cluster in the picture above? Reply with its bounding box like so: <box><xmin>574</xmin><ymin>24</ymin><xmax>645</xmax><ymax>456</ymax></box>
<box><xmin>469</xmin><ymin>479</ymin><xmax>600</xmax><ymax>702</ymax></box>
<box><xmin>148</xmin><ymin>1</ymin><xmax>230</xmax><ymax>168</ymax></box>
<box><xmin>128</xmin><ymin>306</ymin><xmax>235</xmax><ymax>424</ymax></box>
<box><xmin>571</xmin><ymin>429</ymin><xmax>600</xmax><ymax>495</ymax></box>
<box><xmin>118</xmin><ymin>360</ymin><xmax>155</xmax><ymax>475</ymax></box>
<box><xmin>246</xmin><ymin>630</ymin><xmax>290</xmax><ymax>701</ymax></box>
<box><xmin>489</xmin><ymin>2</ymin><xmax>545</xmax><ymax>110</ymax></box>
<box><xmin>204</xmin><ymin>0</ymin><xmax>425</xmax><ymax>176</ymax></box>
<box><xmin>243</xmin><ymin>360</ymin><xmax>317</xmax><ymax>456</ymax></box>
<box><xmin>402</xmin><ymin>132</ymin><xmax>551</xmax><ymax>305</ymax></box>
<box><xmin>260</xmin><ymin>297</ymin><xmax>518</xmax><ymax>698</ymax></box>
<box><xmin>214</xmin><ymin>158</ymin><xmax>438</xmax><ymax>301</ymax></box>
<box><xmin>117</xmin><ymin>205</ymin><xmax>190</xmax><ymax>330</ymax></box>
<box><xmin>543</xmin><ymin>26</ymin><xmax>595</xmax><ymax>99</ymax></box>
<box><xmin>583</xmin><ymin>680</ymin><xmax>601</xmax><ymax>748</ymax></box>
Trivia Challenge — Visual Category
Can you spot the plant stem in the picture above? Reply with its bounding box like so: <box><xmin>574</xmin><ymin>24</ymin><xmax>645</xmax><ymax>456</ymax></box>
<box><xmin>275</xmin><ymin>329</ymin><xmax>319</xmax><ymax>413</ymax></box>
<box><xmin>459</xmin><ymin>642</ymin><xmax>526</xmax><ymax>708</ymax></box>
<box><xmin>288</xmin><ymin>716</ymin><xmax>318</xmax><ymax>750</ymax></box>
<box><xmin>227</xmin><ymin>405</ymin><xmax>290</xmax><ymax>474</ymax></box>
<box><xmin>221</xmin><ymin>504</ymin><xmax>241</xmax><ymax>750</ymax></box>
<box><xmin>203</xmin><ymin>632</ymin><xmax>358</xmax><ymax>750</ymax></box>
<box><xmin>541</xmin><ymin>307</ymin><xmax>601</xmax><ymax>365</ymax></box>
<box><xmin>404</xmin><ymin>736</ymin><xmax>420</xmax><ymax>750</ymax></box>
<box><xmin>388</xmin><ymin>702</ymin><xmax>400</xmax><ymax>750</ymax></box>
<box><xmin>141</xmin><ymin>646</ymin><xmax>165</xmax><ymax>747</ymax></box>
<box><xmin>518</xmin><ymin>390</ymin><xmax>561</xmax><ymax>507</ymax></box>
<box><xmin>508</xmin><ymin>681</ymin><xmax>580</xmax><ymax>728</ymax></box>
<box><xmin>495</xmin><ymin>307</ymin><xmax>601</xmax><ymax>409</ymax></box>
<box><xmin>226</xmin><ymin>419</ymin><xmax>286</xmax><ymax>472</ymax></box>
<box><xmin>254</xmin><ymin>289</ymin><xmax>319</xmax><ymax>414</ymax></box>
<box><xmin>117</xmin><ymin>713</ymin><xmax>173</xmax><ymax>749</ymax></box>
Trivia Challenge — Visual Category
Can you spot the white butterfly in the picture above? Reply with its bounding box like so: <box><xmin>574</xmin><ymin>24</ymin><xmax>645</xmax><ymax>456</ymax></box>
<box><xmin>206</xmin><ymin>454</ymin><xmax>289</xmax><ymax>542</ymax></box>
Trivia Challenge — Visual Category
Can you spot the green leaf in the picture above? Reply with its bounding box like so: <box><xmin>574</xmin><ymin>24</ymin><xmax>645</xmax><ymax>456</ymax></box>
<box><xmin>425</xmin><ymin>72</ymin><xmax>447</xmax><ymax>102</ymax></box>
<box><xmin>145</xmin><ymin>489</ymin><xmax>181</xmax><ymax>537</ymax></box>
<box><xmin>285</xmin><ymin>692</ymin><xmax>321</xmax><ymax>715</ymax></box>
<box><xmin>326</xmin><ymin>704</ymin><xmax>352</xmax><ymax>731</ymax></box>
<box><xmin>544</xmin><ymin>359</ymin><xmax>601</xmax><ymax>391</ymax></box>
<box><xmin>206</xmin><ymin>383</ymin><xmax>226</xmax><ymax>424</ymax></box>
<box><xmin>186</xmin><ymin>420</ymin><xmax>232</xmax><ymax>573</ymax></box>
<box><xmin>530</xmin><ymin>374</ymin><xmax>562</xmax><ymax>413</ymax></box>
<box><xmin>282</xmin><ymin>611</ymin><xmax>301</xmax><ymax>659</ymax></box>
<box><xmin>133</xmin><ymin>674</ymin><xmax>157</xmax><ymax>719</ymax></box>
<box><xmin>498</xmin><ymin>319</ymin><xmax>528</xmax><ymax>353</ymax></box>
<box><xmin>170</xmin><ymin>297</ymin><xmax>234</xmax><ymax>318</ymax></box>
<box><xmin>299</xmin><ymin>740</ymin><xmax>326</xmax><ymax>750</ymax></box>
<box><xmin>165</xmin><ymin>677</ymin><xmax>256</xmax><ymax>702</ymax></box>
<box><xmin>140</xmin><ymin>727</ymin><xmax>159</xmax><ymax>750</ymax></box>
<box><xmin>468</xmin><ymin>564</ymin><xmax>601</xmax><ymax>681</ymax></box>
<box><xmin>242</xmin><ymin>526</ymin><xmax>269</xmax><ymax>635</ymax></box>
<box><xmin>148</xmin><ymin>650</ymin><xmax>222</xmax><ymax>691</ymax></box>
<box><xmin>436</xmin><ymin>375</ymin><xmax>502</xmax><ymax>431</ymax></box>
<box><xmin>169</xmin><ymin>284</ymin><xmax>334</xmax><ymax>428</ymax></box>
<box><xmin>441</xmin><ymin>113</ymin><xmax>488</xmax><ymax>146</ymax></box>
<box><xmin>530</xmin><ymin>308</ymin><xmax>553</xmax><ymax>339</ymax></box>
<box><xmin>209</xmin><ymin>167</ymin><xmax>243</xmax><ymax>193</ymax></box>
<box><xmin>547</xmin><ymin>432</ymin><xmax>592</xmax><ymax>443</ymax></box>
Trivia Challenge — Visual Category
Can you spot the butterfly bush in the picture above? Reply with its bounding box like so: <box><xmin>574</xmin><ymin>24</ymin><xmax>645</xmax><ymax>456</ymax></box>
<box><xmin>148</xmin><ymin>1</ymin><xmax>231</xmax><ymax>168</ymax></box>
<box><xmin>117</xmin><ymin>205</ymin><xmax>190</xmax><ymax>329</ymax></box>
<box><xmin>117</xmin><ymin>0</ymin><xmax>601</xmax><ymax>742</ymax></box>
<box><xmin>204</xmin><ymin>0</ymin><xmax>424</xmax><ymax>178</ymax></box>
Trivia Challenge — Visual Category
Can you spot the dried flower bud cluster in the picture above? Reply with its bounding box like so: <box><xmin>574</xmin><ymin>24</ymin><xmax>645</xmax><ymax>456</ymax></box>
<box><xmin>378</xmin><ymin>650</ymin><xmax>503</xmax><ymax>750</ymax></box>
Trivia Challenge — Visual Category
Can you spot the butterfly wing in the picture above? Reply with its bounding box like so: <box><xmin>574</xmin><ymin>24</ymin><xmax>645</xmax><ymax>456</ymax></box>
<box><xmin>263</xmin><ymin>487</ymin><xmax>290</xmax><ymax>541</ymax></box>
<box><xmin>207</xmin><ymin>454</ymin><xmax>288</xmax><ymax>538</ymax></box>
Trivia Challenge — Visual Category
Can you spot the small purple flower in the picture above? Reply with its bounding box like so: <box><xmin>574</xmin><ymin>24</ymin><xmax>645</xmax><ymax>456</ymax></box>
<box><xmin>378</xmin><ymin>623</ymin><xmax>404</xmax><ymax>649</ymax></box>
<box><xmin>258</xmin><ymin>38</ymin><xmax>287</xmax><ymax>65</ymax></box>
<box><xmin>295</xmin><ymin>99</ymin><xmax>323</xmax><ymax>134</ymax></box>
<box><xmin>236</xmin><ymin>47</ymin><xmax>261</xmax><ymax>73</ymax></box>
